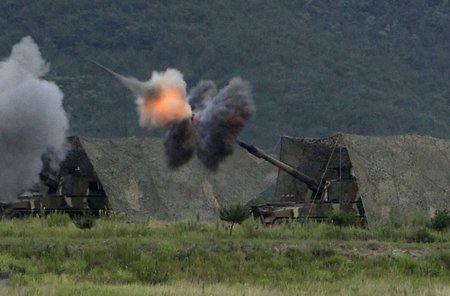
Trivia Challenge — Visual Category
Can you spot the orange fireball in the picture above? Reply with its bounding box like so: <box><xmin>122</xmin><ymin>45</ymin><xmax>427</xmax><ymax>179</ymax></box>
<box><xmin>142</xmin><ymin>86</ymin><xmax>192</xmax><ymax>127</ymax></box>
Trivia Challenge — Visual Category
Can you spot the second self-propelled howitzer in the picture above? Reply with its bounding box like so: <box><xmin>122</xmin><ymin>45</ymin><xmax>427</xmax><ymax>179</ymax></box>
<box><xmin>238</xmin><ymin>141</ymin><xmax>365</xmax><ymax>225</ymax></box>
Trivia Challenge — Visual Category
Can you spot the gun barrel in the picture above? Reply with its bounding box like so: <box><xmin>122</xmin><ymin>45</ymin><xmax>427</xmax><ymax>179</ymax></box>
<box><xmin>238</xmin><ymin>141</ymin><xmax>320</xmax><ymax>192</ymax></box>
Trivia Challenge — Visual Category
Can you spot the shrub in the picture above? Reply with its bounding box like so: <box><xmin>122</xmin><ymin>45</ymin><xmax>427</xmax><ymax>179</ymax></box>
<box><xmin>73</xmin><ymin>213</ymin><xmax>96</xmax><ymax>229</ymax></box>
<box><xmin>429</xmin><ymin>209</ymin><xmax>450</xmax><ymax>231</ymax></box>
<box><xmin>408</xmin><ymin>228</ymin><xmax>435</xmax><ymax>243</ymax></box>
<box><xmin>219</xmin><ymin>203</ymin><xmax>250</xmax><ymax>235</ymax></box>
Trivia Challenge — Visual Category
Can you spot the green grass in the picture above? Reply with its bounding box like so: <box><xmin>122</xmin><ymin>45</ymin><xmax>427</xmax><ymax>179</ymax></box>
<box><xmin>2</xmin><ymin>276</ymin><xmax>450</xmax><ymax>296</ymax></box>
<box><xmin>0</xmin><ymin>214</ymin><xmax>449</xmax><ymax>295</ymax></box>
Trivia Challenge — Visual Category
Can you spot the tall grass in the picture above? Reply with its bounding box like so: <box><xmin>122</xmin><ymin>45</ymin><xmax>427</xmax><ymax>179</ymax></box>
<box><xmin>2</xmin><ymin>275</ymin><xmax>450</xmax><ymax>296</ymax></box>
<box><xmin>0</xmin><ymin>214</ymin><xmax>449</xmax><ymax>295</ymax></box>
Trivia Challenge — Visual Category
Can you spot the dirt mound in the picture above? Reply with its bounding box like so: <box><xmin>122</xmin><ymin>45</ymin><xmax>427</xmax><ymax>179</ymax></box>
<box><xmin>79</xmin><ymin>137</ymin><xmax>277</xmax><ymax>220</ymax></box>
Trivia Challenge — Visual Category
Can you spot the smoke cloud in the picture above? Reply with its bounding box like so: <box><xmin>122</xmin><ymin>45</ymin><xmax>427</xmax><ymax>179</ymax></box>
<box><xmin>0</xmin><ymin>36</ymin><xmax>68</xmax><ymax>202</ymax></box>
<box><xmin>164</xmin><ymin>78</ymin><xmax>255</xmax><ymax>171</ymax></box>
<box><xmin>187</xmin><ymin>80</ymin><xmax>217</xmax><ymax>112</ymax></box>
<box><xmin>94</xmin><ymin>63</ymin><xmax>192</xmax><ymax>128</ymax></box>
<box><xmin>96</xmin><ymin>63</ymin><xmax>255</xmax><ymax>171</ymax></box>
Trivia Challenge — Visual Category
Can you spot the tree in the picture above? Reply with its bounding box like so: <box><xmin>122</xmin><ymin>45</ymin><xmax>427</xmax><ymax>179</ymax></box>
<box><xmin>219</xmin><ymin>203</ymin><xmax>250</xmax><ymax>235</ymax></box>
<box><xmin>429</xmin><ymin>209</ymin><xmax>450</xmax><ymax>231</ymax></box>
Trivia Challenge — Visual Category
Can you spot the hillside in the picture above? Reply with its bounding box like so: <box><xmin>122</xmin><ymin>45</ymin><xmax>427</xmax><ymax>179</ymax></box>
<box><xmin>1</xmin><ymin>1</ymin><xmax>449</xmax><ymax>148</ymax></box>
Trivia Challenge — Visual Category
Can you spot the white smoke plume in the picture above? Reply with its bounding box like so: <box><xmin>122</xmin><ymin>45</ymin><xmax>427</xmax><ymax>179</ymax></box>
<box><xmin>0</xmin><ymin>36</ymin><xmax>68</xmax><ymax>202</ymax></box>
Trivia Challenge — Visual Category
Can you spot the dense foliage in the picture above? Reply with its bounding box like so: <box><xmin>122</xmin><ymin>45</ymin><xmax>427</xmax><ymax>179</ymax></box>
<box><xmin>1</xmin><ymin>1</ymin><xmax>449</xmax><ymax>148</ymax></box>
<box><xmin>219</xmin><ymin>203</ymin><xmax>250</xmax><ymax>234</ymax></box>
<box><xmin>429</xmin><ymin>209</ymin><xmax>450</xmax><ymax>231</ymax></box>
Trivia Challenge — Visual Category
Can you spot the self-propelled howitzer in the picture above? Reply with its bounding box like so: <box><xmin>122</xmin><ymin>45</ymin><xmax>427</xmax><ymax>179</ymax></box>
<box><xmin>238</xmin><ymin>141</ymin><xmax>365</xmax><ymax>225</ymax></box>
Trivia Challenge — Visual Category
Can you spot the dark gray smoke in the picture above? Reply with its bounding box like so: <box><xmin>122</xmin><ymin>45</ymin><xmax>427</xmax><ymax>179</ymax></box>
<box><xmin>196</xmin><ymin>78</ymin><xmax>254</xmax><ymax>171</ymax></box>
<box><xmin>164</xmin><ymin>119</ymin><xmax>196</xmax><ymax>168</ymax></box>
<box><xmin>187</xmin><ymin>80</ymin><xmax>217</xmax><ymax>112</ymax></box>
<box><xmin>0</xmin><ymin>36</ymin><xmax>68</xmax><ymax>202</ymax></box>
<box><xmin>164</xmin><ymin>77</ymin><xmax>255</xmax><ymax>171</ymax></box>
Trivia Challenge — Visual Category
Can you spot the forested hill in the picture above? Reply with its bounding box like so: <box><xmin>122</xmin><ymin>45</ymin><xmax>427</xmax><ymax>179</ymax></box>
<box><xmin>1</xmin><ymin>1</ymin><xmax>449</xmax><ymax>148</ymax></box>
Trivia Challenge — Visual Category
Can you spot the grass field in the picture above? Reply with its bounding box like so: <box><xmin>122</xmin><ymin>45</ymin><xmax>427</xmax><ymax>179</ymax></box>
<box><xmin>0</xmin><ymin>213</ymin><xmax>449</xmax><ymax>295</ymax></box>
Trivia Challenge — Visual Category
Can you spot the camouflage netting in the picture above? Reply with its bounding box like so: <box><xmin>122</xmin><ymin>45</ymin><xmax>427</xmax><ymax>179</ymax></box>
<box><xmin>276</xmin><ymin>134</ymin><xmax>450</xmax><ymax>224</ymax></box>
<box><xmin>77</xmin><ymin>137</ymin><xmax>277</xmax><ymax>220</ymax></box>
